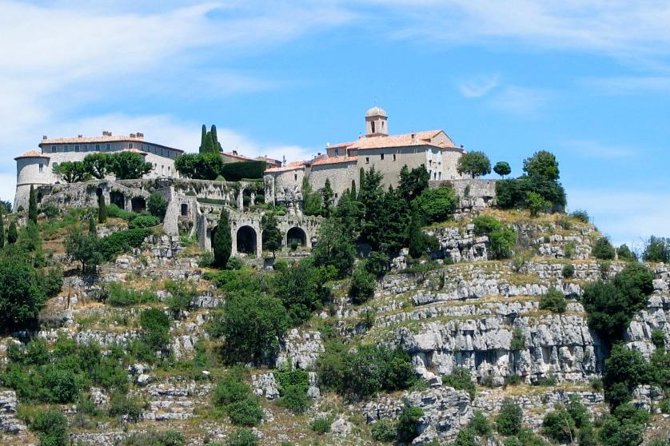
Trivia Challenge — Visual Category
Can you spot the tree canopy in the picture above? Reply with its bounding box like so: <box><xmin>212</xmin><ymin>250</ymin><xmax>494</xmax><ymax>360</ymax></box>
<box><xmin>457</xmin><ymin>151</ymin><xmax>491</xmax><ymax>178</ymax></box>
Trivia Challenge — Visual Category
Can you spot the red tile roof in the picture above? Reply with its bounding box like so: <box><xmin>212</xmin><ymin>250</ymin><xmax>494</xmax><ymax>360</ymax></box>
<box><xmin>331</xmin><ymin>130</ymin><xmax>460</xmax><ymax>151</ymax></box>
<box><xmin>265</xmin><ymin>161</ymin><xmax>306</xmax><ymax>173</ymax></box>
<box><xmin>311</xmin><ymin>155</ymin><xmax>358</xmax><ymax>166</ymax></box>
<box><xmin>40</xmin><ymin>134</ymin><xmax>183</xmax><ymax>153</ymax></box>
<box><xmin>15</xmin><ymin>150</ymin><xmax>49</xmax><ymax>159</ymax></box>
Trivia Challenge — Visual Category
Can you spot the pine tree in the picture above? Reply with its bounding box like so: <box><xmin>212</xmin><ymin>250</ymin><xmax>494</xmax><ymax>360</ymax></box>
<box><xmin>213</xmin><ymin>208</ymin><xmax>232</xmax><ymax>268</ymax></box>
<box><xmin>199</xmin><ymin>124</ymin><xmax>207</xmax><ymax>153</ymax></box>
<box><xmin>0</xmin><ymin>209</ymin><xmax>4</xmax><ymax>249</ymax></box>
<box><xmin>28</xmin><ymin>185</ymin><xmax>38</xmax><ymax>224</ymax></box>
<box><xmin>7</xmin><ymin>221</ymin><xmax>17</xmax><ymax>244</ymax></box>
<box><xmin>88</xmin><ymin>217</ymin><xmax>97</xmax><ymax>235</ymax></box>
<box><xmin>97</xmin><ymin>193</ymin><xmax>107</xmax><ymax>223</ymax></box>
<box><xmin>321</xmin><ymin>178</ymin><xmax>334</xmax><ymax>217</ymax></box>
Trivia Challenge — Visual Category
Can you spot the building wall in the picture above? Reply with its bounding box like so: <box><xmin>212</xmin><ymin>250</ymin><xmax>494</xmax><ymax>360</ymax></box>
<box><xmin>266</xmin><ymin>168</ymin><xmax>305</xmax><ymax>204</ymax></box>
<box><xmin>309</xmin><ymin>161</ymin><xmax>358</xmax><ymax>199</ymax></box>
<box><xmin>356</xmin><ymin>146</ymin><xmax>429</xmax><ymax>190</ymax></box>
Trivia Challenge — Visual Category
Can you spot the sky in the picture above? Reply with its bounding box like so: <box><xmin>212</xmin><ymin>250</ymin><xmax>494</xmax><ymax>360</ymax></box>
<box><xmin>1</xmin><ymin>0</ymin><xmax>669</xmax><ymax>250</ymax></box>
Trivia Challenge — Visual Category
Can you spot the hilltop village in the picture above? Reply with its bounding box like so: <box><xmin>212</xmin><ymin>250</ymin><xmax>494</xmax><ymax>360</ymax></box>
<box><xmin>1</xmin><ymin>107</ymin><xmax>669</xmax><ymax>446</ymax></box>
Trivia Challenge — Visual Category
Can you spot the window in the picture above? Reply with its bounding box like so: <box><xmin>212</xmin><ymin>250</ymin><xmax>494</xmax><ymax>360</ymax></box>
<box><xmin>75</xmin><ymin>145</ymin><xmax>79</xmax><ymax>152</ymax></box>
<box><xmin>371</xmin><ymin>122</ymin><xmax>376</xmax><ymax>133</ymax></box>
<box><xmin>106</xmin><ymin>143</ymin><xmax>111</xmax><ymax>150</ymax></box>
<box><xmin>380</xmin><ymin>153</ymin><xmax>385</xmax><ymax>160</ymax></box>
<box><xmin>39</xmin><ymin>164</ymin><xmax>43</xmax><ymax>173</ymax></box>
<box><xmin>129</xmin><ymin>143</ymin><xmax>133</xmax><ymax>149</ymax></box>
<box><xmin>294</xmin><ymin>173</ymin><xmax>298</xmax><ymax>181</ymax></box>
<box><xmin>52</xmin><ymin>145</ymin><xmax>56</xmax><ymax>152</ymax></box>
<box><xmin>366</xmin><ymin>157</ymin><xmax>370</xmax><ymax>164</ymax></box>
<box><xmin>335</xmin><ymin>193</ymin><xmax>338</xmax><ymax>198</ymax></box>
<box><xmin>96</xmin><ymin>144</ymin><xmax>100</xmax><ymax>151</ymax></box>
<box><xmin>393</xmin><ymin>153</ymin><xmax>396</xmax><ymax>161</ymax></box>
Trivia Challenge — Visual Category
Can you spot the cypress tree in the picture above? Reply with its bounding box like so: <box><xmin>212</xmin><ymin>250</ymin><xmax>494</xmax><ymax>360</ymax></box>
<box><xmin>351</xmin><ymin>179</ymin><xmax>357</xmax><ymax>200</ymax></box>
<box><xmin>199</xmin><ymin>124</ymin><xmax>207</xmax><ymax>153</ymax></box>
<box><xmin>210</xmin><ymin>125</ymin><xmax>222</xmax><ymax>152</ymax></box>
<box><xmin>28</xmin><ymin>185</ymin><xmax>38</xmax><ymax>224</ymax></box>
<box><xmin>89</xmin><ymin>217</ymin><xmax>97</xmax><ymax>235</ymax></box>
<box><xmin>0</xmin><ymin>209</ymin><xmax>4</xmax><ymax>248</ymax></box>
<box><xmin>213</xmin><ymin>208</ymin><xmax>232</xmax><ymax>268</ymax></box>
<box><xmin>321</xmin><ymin>178</ymin><xmax>334</xmax><ymax>217</ymax></box>
<box><xmin>97</xmin><ymin>193</ymin><xmax>107</xmax><ymax>223</ymax></box>
<box><xmin>7</xmin><ymin>221</ymin><xmax>17</xmax><ymax>244</ymax></box>
<box><xmin>204</xmin><ymin>132</ymin><xmax>215</xmax><ymax>153</ymax></box>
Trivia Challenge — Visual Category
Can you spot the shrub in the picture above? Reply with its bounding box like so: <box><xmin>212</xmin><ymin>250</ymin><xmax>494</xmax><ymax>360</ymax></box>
<box><xmin>396</xmin><ymin>406</ymin><xmax>424</xmax><ymax>444</ymax></box>
<box><xmin>0</xmin><ymin>256</ymin><xmax>46</xmax><ymax>331</ymax></box>
<box><xmin>643</xmin><ymin>236</ymin><xmax>670</xmax><ymax>263</ymax></box>
<box><xmin>273</xmin><ymin>259</ymin><xmax>331</xmax><ymax>326</ymax></box>
<box><xmin>510</xmin><ymin>328</ymin><xmax>526</xmax><ymax>351</ymax></box>
<box><xmin>164</xmin><ymin>279</ymin><xmax>197</xmax><ymax>316</ymax></box>
<box><xmin>652</xmin><ymin>328</ymin><xmax>666</xmax><ymax>349</ymax></box>
<box><xmin>43</xmin><ymin>266</ymin><xmax>64</xmax><ymax>297</ymax></box>
<box><xmin>371</xmin><ymin>419</ymin><xmax>397</xmax><ymax>442</ymax></box>
<box><xmin>226</xmin><ymin>429</ymin><xmax>258</xmax><ymax>446</ymax></box>
<box><xmin>469</xmin><ymin>411</ymin><xmax>492</xmax><ymax>437</ymax></box>
<box><xmin>592</xmin><ymin>237</ymin><xmax>615</xmax><ymax>260</ymax></box>
<box><xmin>147</xmin><ymin>193</ymin><xmax>168</xmax><ymax>220</ymax></box>
<box><xmin>122</xmin><ymin>430</ymin><xmax>185</xmax><ymax>446</ymax></box>
<box><xmin>213</xmin><ymin>370</ymin><xmax>253</xmax><ymax>408</ymax></box>
<box><xmin>104</xmin><ymin>283</ymin><xmax>156</xmax><ymax>306</ymax></box>
<box><xmin>496</xmin><ymin>399</ymin><xmax>523</xmax><ymax>436</ymax></box>
<box><xmin>562</xmin><ymin>264</ymin><xmax>575</xmax><ymax>279</ymax></box>
<box><xmin>443</xmin><ymin>367</ymin><xmax>476</xmax><ymax>399</ymax></box>
<box><xmin>570</xmin><ymin>210</ymin><xmax>590</xmax><ymax>223</ymax></box>
<box><xmin>31</xmin><ymin>409</ymin><xmax>68</xmax><ymax>446</ymax></box>
<box><xmin>310</xmin><ymin>417</ymin><xmax>331</xmax><ymax>434</ymax></box>
<box><xmin>128</xmin><ymin>214</ymin><xmax>160</xmax><ymax>229</ymax></box>
<box><xmin>42</xmin><ymin>367</ymin><xmax>79</xmax><ymax>403</ymax></box>
<box><xmin>603</xmin><ymin>345</ymin><xmax>650</xmax><ymax>408</ymax></box>
<box><xmin>349</xmin><ymin>262</ymin><xmax>376</xmax><ymax>304</ymax></box>
<box><xmin>107</xmin><ymin>204</ymin><xmax>134</xmax><ymax>220</ymax></box>
<box><xmin>539</xmin><ymin>288</ymin><xmax>567</xmax><ymax>313</ymax></box>
<box><xmin>416</xmin><ymin>186</ymin><xmax>458</xmax><ymax>223</ymax></box>
<box><xmin>542</xmin><ymin>406</ymin><xmax>576</xmax><ymax>443</ymax></box>
<box><xmin>99</xmin><ymin>228</ymin><xmax>152</xmax><ymax>261</ymax></box>
<box><xmin>275</xmin><ymin>367</ymin><xmax>310</xmax><ymax>414</ymax></box>
<box><xmin>108</xmin><ymin>391</ymin><xmax>146</xmax><ymax>422</ymax></box>
<box><xmin>228</xmin><ymin>398</ymin><xmax>264</xmax><ymax>426</ymax></box>
<box><xmin>616</xmin><ymin>244</ymin><xmax>637</xmax><ymax>262</ymax></box>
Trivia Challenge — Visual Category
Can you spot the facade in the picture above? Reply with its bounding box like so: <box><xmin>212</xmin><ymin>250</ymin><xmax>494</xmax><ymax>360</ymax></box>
<box><xmin>264</xmin><ymin>107</ymin><xmax>466</xmax><ymax>205</ymax></box>
<box><xmin>14</xmin><ymin>131</ymin><xmax>183</xmax><ymax>210</ymax></box>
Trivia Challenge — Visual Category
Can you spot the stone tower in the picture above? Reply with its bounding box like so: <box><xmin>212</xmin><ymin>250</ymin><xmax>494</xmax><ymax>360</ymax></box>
<box><xmin>365</xmin><ymin>106</ymin><xmax>388</xmax><ymax>137</ymax></box>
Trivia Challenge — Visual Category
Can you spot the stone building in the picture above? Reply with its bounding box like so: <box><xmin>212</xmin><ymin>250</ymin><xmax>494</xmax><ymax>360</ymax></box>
<box><xmin>14</xmin><ymin>131</ymin><xmax>183</xmax><ymax>210</ymax></box>
<box><xmin>264</xmin><ymin>107</ymin><xmax>466</xmax><ymax>205</ymax></box>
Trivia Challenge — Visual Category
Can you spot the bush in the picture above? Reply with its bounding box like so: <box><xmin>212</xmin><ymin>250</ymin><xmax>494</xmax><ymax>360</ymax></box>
<box><xmin>147</xmin><ymin>193</ymin><xmax>168</xmax><ymax>220</ymax></box>
<box><xmin>213</xmin><ymin>370</ymin><xmax>252</xmax><ymax>408</ymax></box>
<box><xmin>107</xmin><ymin>204</ymin><xmax>135</xmax><ymax>220</ymax></box>
<box><xmin>108</xmin><ymin>391</ymin><xmax>146</xmax><ymax>422</ymax></box>
<box><xmin>99</xmin><ymin>228</ymin><xmax>152</xmax><ymax>261</ymax></box>
<box><xmin>42</xmin><ymin>366</ymin><xmax>79</xmax><ymax>403</ymax></box>
<box><xmin>128</xmin><ymin>214</ymin><xmax>160</xmax><ymax>229</ymax></box>
<box><xmin>562</xmin><ymin>264</ymin><xmax>575</xmax><ymax>279</ymax></box>
<box><xmin>371</xmin><ymin>419</ymin><xmax>397</xmax><ymax>442</ymax></box>
<box><xmin>643</xmin><ymin>236</ymin><xmax>670</xmax><ymax>263</ymax></box>
<box><xmin>496</xmin><ymin>399</ymin><xmax>523</xmax><ymax>436</ymax></box>
<box><xmin>43</xmin><ymin>266</ymin><xmax>64</xmax><ymax>298</ymax></box>
<box><xmin>310</xmin><ymin>417</ymin><xmax>331</xmax><ymax>434</ymax></box>
<box><xmin>416</xmin><ymin>186</ymin><xmax>458</xmax><ymax>223</ymax></box>
<box><xmin>228</xmin><ymin>398</ymin><xmax>264</xmax><ymax>426</ymax></box>
<box><xmin>652</xmin><ymin>328</ymin><xmax>666</xmax><ymax>349</ymax></box>
<box><xmin>0</xmin><ymin>256</ymin><xmax>46</xmax><ymax>331</ymax></box>
<box><xmin>570</xmin><ymin>210</ymin><xmax>590</xmax><ymax>223</ymax></box>
<box><xmin>542</xmin><ymin>406</ymin><xmax>576</xmax><ymax>443</ymax></box>
<box><xmin>592</xmin><ymin>237</ymin><xmax>616</xmax><ymax>260</ymax></box>
<box><xmin>273</xmin><ymin>259</ymin><xmax>331</xmax><ymax>326</ymax></box>
<box><xmin>603</xmin><ymin>345</ymin><xmax>650</xmax><ymax>408</ymax></box>
<box><xmin>473</xmin><ymin>215</ymin><xmax>516</xmax><ymax>259</ymax></box>
<box><xmin>396</xmin><ymin>405</ymin><xmax>424</xmax><ymax>444</ymax></box>
<box><xmin>616</xmin><ymin>244</ymin><xmax>637</xmax><ymax>262</ymax></box>
<box><xmin>443</xmin><ymin>367</ymin><xmax>476</xmax><ymax>399</ymax></box>
<box><xmin>510</xmin><ymin>328</ymin><xmax>526</xmax><ymax>351</ymax></box>
<box><xmin>104</xmin><ymin>282</ymin><xmax>156</xmax><ymax>306</ymax></box>
<box><xmin>226</xmin><ymin>429</ymin><xmax>258</xmax><ymax>446</ymax></box>
<box><xmin>469</xmin><ymin>411</ymin><xmax>492</xmax><ymax>437</ymax></box>
<box><xmin>539</xmin><ymin>288</ymin><xmax>567</xmax><ymax>313</ymax></box>
<box><xmin>122</xmin><ymin>430</ymin><xmax>185</xmax><ymax>446</ymax></box>
<box><xmin>164</xmin><ymin>279</ymin><xmax>197</xmax><ymax>316</ymax></box>
<box><xmin>31</xmin><ymin>410</ymin><xmax>68</xmax><ymax>446</ymax></box>
<box><xmin>349</xmin><ymin>263</ymin><xmax>376</xmax><ymax>304</ymax></box>
<box><xmin>275</xmin><ymin>367</ymin><xmax>310</xmax><ymax>414</ymax></box>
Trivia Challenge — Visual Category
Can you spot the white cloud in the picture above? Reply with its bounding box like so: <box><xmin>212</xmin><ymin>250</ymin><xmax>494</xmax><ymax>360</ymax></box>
<box><xmin>568</xmin><ymin>188</ymin><xmax>670</xmax><ymax>247</ymax></box>
<box><xmin>560</xmin><ymin>140</ymin><xmax>637</xmax><ymax>160</ymax></box>
<box><xmin>487</xmin><ymin>86</ymin><xmax>551</xmax><ymax>115</ymax></box>
<box><xmin>458</xmin><ymin>75</ymin><xmax>500</xmax><ymax>98</ymax></box>
<box><xmin>582</xmin><ymin>76</ymin><xmax>670</xmax><ymax>95</ymax></box>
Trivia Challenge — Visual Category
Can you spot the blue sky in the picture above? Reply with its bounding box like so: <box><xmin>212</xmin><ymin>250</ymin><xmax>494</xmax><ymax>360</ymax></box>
<box><xmin>1</xmin><ymin>0</ymin><xmax>669</xmax><ymax>250</ymax></box>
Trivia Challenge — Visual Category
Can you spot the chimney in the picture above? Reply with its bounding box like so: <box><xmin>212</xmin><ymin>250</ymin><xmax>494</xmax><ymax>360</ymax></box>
<box><xmin>233</xmin><ymin>150</ymin><xmax>238</xmax><ymax>155</ymax></box>
<box><xmin>411</xmin><ymin>133</ymin><xmax>416</xmax><ymax>143</ymax></box>
<box><xmin>136</xmin><ymin>132</ymin><xmax>144</xmax><ymax>138</ymax></box>
<box><xmin>130</xmin><ymin>133</ymin><xmax>136</xmax><ymax>138</ymax></box>
<box><xmin>102</xmin><ymin>131</ymin><xmax>112</xmax><ymax>136</ymax></box>
<box><xmin>78</xmin><ymin>134</ymin><xmax>83</xmax><ymax>138</ymax></box>
<box><xmin>42</xmin><ymin>135</ymin><xmax>47</xmax><ymax>140</ymax></box>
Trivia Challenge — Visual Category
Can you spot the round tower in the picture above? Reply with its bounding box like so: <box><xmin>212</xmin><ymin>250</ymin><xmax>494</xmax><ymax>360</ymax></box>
<box><xmin>365</xmin><ymin>106</ymin><xmax>388</xmax><ymax>137</ymax></box>
<box><xmin>14</xmin><ymin>150</ymin><xmax>50</xmax><ymax>211</ymax></box>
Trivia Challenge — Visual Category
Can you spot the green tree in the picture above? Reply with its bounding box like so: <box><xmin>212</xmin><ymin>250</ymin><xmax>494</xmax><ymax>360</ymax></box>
<box><xmin>523</xmin><ymin>150</ymin><xmax>560</xmax><ymax>181</ymax></box>
<box><xmin>110</xmin><ymin>152</ymin><xmax>152</xmax><ymax>179</ymax></box>
<box><xmin>213</xmin><ymin>208</ymin><xmax>232</xmax><ymax>268</ymax></box>
<box><xmin>261</xmin><ymin>213</ymin><xmax>282</xmax><ymax>256</ymax></box>
<box><xmin>65</xmin><ymin>227</ymin><xmax>103</xmax><ymax>274</ymax></box>
<box><xmin>147</xmin><ymin>193</ymin><xmax>167</xmax><ymax>220</ymax></box>
<box><xmin>302</xmin><ymin>177</ymin><xmax>322</xmax><ymax>216</ymax></box>
<box><xmin>359</xmin><ymin>167</ymin><xmax>386</xmax><ymax>247</ymax></box>
<box><xmin>0</xmin><ymin>201</ymin><xmax>11</xmax><ymax>214</ymax></box>
<box><xmin>28</xmin><ymin>185</ymin><xmax>38</xmax><ymax>224</ymax></box>
<box><xmin>0</xmin><ymin>208</ymin><xmax>4</xmax><ymax>249</ymax></box>
<box><xmin>398</xmin><ymin>164</ymin><xmax>430</xmax><ymax>202</ymax></box>
<box><xmin>349</xmin><ymin>262</ymin><xmax>376</xmax><ymax>304</ymax></box>
<box><xmin>457</xmin><ymin>151</ymin><xmax>491</xmax><ymax>178</ymax></box>
<box><xmin>493</xmin><ymin>161</ymin><xmax>511</xmax><ymax>178</ymax></box>
<box><xmin>616</xmin><ymin>244</ymin><xmax>638</xmax><ymax>262</ymax></box>
<box><xmin>273</xmin><ymin>259</ymin><xmax>330</xmax><ymax>325</ymax></box>
<box><xmin>321</xmin><ymin>178</ymin><xmax>334</xmax><ymax>217</ymax></box>
<box><xmin>415</xmin><ymin>185</ymin><xmax>457</xmax><ymax>224</ymax></box>
<box><xmin>495</xmin><ymin>399</ymin><xmax>523</xmax><ymax>436</ymax></box>
<box><xmin>539</xmin><ymin>288</ymin><xmax>567</xmax><ymax>313</ymax></box>
<box><xmin>603</xmin><ymin>345</ymin><xmax>649</xmax><ymax>408</ymax></box>
<box><xmin>0</xmin><ymin>256</ymin><xmax>45</xmax><ymax>330</ymax></box>
<box><xmin>334</xmin><ymin>189</ymin><xmax>364</xmax><ymax>240</ymax></box>
<box><xmin>219</xmin><ymin>293</ymin><xmax>289</xmax><ymax>364</ymax></box>
<box><xmin>211</xmin><ymin>124</ymin><xmax>223</xmax><ymax>152</ymax></box>
<box><xmin>53</xmin><ymin>161</ymin><xmax>90</xmax><ymax>183</ymax></box>
<box><xmin>32</xmin><ymin>409</ymin><xmax>68</xmax><ymax>446</ymax></box>
<box><xmin>98</xmin><ymin>192</ymin><xmax>107</xmax><ymax>223</ymax></box>
<box><xmin>312</xmin><ymin>217</ymin><xmax>356</xmax><ymax>278</ymax></box>
<box><xmin>83</xmin><ymin>153</ymin><xmax>112</xmax><ymax>179</ymax></box>
<box><xmin>376</xmin><ymin>187</ymin><xmax>411</xmax><ymax>256</ymax></box>
<box><xmin>396</xmin><ymin>406</ymin><xmax>424</xmax><ymax>444</ymax></box>
<box><xmin>526</xmin><ymin>191</ymin><xmax>549</xmax><ymax>217</ymax></box>
<box><xmin>643</xmin><ymin>236</ymin><xmax>670</xmax><ymax>263</ymax></box>
<box><xmin>199</xmin><ymin>124</ymin><xmax>207</xmax><ymax>153</ymax></box>
<box><xmin>592</xmin><ymin>237</ymin><xmax>616</xmax><ymax>260</ymax></box>
<box><xmin>7</xmin><ymin>220</ymin><xmax>18</xmax><ymax>244</ymax></box>
<box><xmin>542</xmin><ymin>406</ymin><xmax>576</xmax><ymax>444</ymax></box>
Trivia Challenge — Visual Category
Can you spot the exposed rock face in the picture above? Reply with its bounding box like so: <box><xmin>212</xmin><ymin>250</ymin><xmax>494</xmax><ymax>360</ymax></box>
<box><xmin>276</xmin><ymin>329</ymin><xmax>324</xmax><ymax>369</ymax></box>
<box><xmin>0</xmin><ymin>391</ymin><xmax>26</xmax><ymax>435</ymax></box>
<box><xmin>429</xmin><ymin>224</ymin><xmax>488</xmax><ymax>263</ymax></box>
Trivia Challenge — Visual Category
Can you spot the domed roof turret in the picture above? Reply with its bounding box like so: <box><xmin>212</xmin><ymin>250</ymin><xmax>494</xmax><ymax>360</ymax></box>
<box><xmin>365</xmin><ymin>106</ymin><xmax>387</xmax><ymax>118</ymax></box>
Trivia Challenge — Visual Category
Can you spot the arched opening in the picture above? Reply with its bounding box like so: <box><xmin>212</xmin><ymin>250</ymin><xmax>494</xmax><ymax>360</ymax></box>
<box><xmin>236</xmin><ymin>226</ymin><xmax>257</xmax><ymax>255</ymax></box>
<box><xmin>287</xmin><ymin>227</ymin><xmax>307</xmax><ymax>250</ymax></box>
<box><xmin>131</xmin><ymin>197</ymin><xmax>146</xmax><ymax>213</ymax></box>
<box><xmin>110</xmin><ymin>191</ymin><xmax>125</xmax><ymax>209</ymax></box>
<box><xmin>95</xmin><ymin>187</ymin><xmax>103</xmax><ymax>197</ymax></box>
<box><xmin>242</xmin><ymin>189</ymin><xmax>253</xmax><ymax>210</ymax></box>
<box><xmin>181</xmin><ymin>203</ymin><xmax>189</xmax><ymax>216</ymax></box>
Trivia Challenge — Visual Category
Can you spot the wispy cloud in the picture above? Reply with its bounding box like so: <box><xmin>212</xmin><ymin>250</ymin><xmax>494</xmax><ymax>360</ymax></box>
<box><xmin>487</xmin><ymin>86</ymin><xmax>551</xmax><ymax>116</ymax></box>
<box><xmin>560</xmin><ymin>139</ymin><xmax>637</xmax><ymax>160</ymax></box>
<box><xmin>582</xmin><ymin>76</ymin><xmax>670</xmax><ymax>95</ymax></box>
<box><xmin>569</xmin><ymin>187</ymin><xmax>670</xmax><ymax>248</ymax></box>
<box><xmin>458</xmin><ymin>74</ymin><xmax>500</xmax><ymax>98</ymax></box>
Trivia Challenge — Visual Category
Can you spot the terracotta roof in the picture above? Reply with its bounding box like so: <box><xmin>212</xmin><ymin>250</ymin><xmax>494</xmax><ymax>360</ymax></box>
<box><xmin>265</xmin><ymin>161</ymin><xmax>306</xmax><ymax>173</ymax></box>
<box><xmin>15</xmin><ymin>150</ymin><xmax>49</xmax><ymax>159</ymax></box>
<box><xmin>223</xmin><ymin>151</ymin><xmax>253</xmax><ymax>161</ymax></box>
<box><xmin>40</xmin><ymin>134</ymin><xmax>183</xmax><ymax>153</ymax></box>
<box><xmin>311</xmin><ymin>155</ymin><xmax>358</xmax><ymax>166</ymax></box>
<box><xmin>330</xmin><ymin>130</ymin><xmax>460</xmax><ymax>151</ymax></box>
